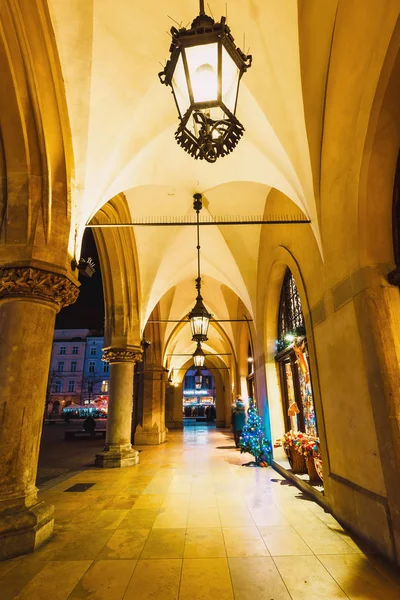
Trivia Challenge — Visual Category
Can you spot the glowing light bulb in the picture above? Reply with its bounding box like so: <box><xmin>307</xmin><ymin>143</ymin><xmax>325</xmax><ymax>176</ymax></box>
<box><xmin>192</xmin><ymin>63</ymin><xmax>217</xmax><ymax>102</ymax></box>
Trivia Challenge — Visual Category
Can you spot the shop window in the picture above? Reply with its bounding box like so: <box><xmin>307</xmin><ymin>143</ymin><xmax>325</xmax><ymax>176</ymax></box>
<box><xmin>276</xmin><ymin>268</ymin><xmax>317</xmax><ymax>437</ymax></box>
<box><xmin>68</xmin><ymin>380</ymin><xmax>75</xmax><ymax>392</ymax></box>
<box><xmin>59</xmin><ymin>346</ymin><xmax>66</xmax><ymax>355</ymax></box>
<box><xmin>89</xmin><ymin>361</ymin><xmax>95</xmax><ymax>373</ymax></box>
<box><xmin>247</xmin><ymin>341</ymin><xmax>254</xmax><ymax>398</ymax></box>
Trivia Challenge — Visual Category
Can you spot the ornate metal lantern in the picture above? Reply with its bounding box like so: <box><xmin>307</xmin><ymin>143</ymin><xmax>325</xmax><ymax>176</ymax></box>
<box><xmin>159</xmin><ymin>0</ymin><xmax>252</xmax><ymax>163</ymax></box>
<box><xmin>188</xmin><ymin>193</ymin><xmax>212</xmax><ymax>341</ymax></box>
<box><xmin>193</xmin><ymin>342</ymin><xmax>205</xmax><ymax>368</ymax></box>
<box><xmin>194</xmin><ymin>367</ymin><xmax>203</xmax><ymax>389</ymax></box>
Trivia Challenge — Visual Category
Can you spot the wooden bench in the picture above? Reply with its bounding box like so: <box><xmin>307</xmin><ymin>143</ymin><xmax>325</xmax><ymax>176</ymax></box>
<box><xmin>65</xmin><ymin>429</ymin><xmax>106</xmax><ymax>440</ymax></box>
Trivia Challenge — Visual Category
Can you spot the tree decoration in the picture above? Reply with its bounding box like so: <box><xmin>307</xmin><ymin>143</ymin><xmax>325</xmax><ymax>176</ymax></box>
<box><xmin>239</xmin><ymin>398</ymin><xmax>272</xmax><ymax>467</ymax></box>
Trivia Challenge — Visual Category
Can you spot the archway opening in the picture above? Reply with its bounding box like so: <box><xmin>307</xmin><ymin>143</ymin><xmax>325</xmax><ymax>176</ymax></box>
<box><xmin>182</xmin><ymin>367</ymin><xmax>216</xmax><ymax>425</ymax></box>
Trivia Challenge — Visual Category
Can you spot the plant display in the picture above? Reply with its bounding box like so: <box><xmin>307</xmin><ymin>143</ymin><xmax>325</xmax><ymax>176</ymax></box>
<box><xmin>239</xmin><ymin>398</ymin><xmax>272</xmax><ymax>466</ymax></box>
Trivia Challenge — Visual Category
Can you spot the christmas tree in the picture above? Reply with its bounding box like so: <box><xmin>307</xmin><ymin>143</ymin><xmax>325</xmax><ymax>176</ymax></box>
<box><xmin>239</xmin><ymin>398</ymin><xmax>272</xmax><ymax>466</ymax></box>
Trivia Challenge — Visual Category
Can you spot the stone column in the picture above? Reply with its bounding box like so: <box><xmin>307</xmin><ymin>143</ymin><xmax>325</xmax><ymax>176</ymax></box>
<box><xmin>95</xmin><ymin>346</ymin><xmax>142</xmax><ymax>468</ymax></box>
<box><xmin>134</xmin><ymin>365</ymin><xmax>167</xmax><ymax>445</ymax></box>
<box><xmin>0</xmin><ymin>266</ymin><xmax>79</xmax><ymax>560</ymax></box>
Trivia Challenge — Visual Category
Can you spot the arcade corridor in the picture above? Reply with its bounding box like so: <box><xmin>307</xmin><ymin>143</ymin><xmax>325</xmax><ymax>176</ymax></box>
<box><xmin>1</xmin><ymin>428</ymin><xmax>399</xmax><ymax>600</ymax></box>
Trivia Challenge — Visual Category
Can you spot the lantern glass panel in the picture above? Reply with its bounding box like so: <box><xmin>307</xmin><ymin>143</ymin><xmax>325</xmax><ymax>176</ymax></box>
<box><xmin>193</xmin><ymin>349</ymin><xmax>205</xmax><ymax>368</ymax></box>
<box><xmin>221</xmin><ymin>46</ymin><xmax>240</xmax><ymax>113</ymax></box>
<box><xmin>190</xmin><ymin>315</ymin><xmax>210</xmax><ymax>339</ymax></box>
<box><xmin>185</xmin><ymin>43</ymin><xmax>218</xmax><ymax>103</ymax></box>
<box><xmin>172</xmin><ymin>54</ymin><xmax>191</xmax><ymax>117</ymax></box>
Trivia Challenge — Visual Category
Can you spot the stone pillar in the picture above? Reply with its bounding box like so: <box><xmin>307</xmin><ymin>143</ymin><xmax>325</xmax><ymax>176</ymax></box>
<box><xmin>0</xmin><ymin>266</ymin><xmax>79</xmax><ymax>560</ymax></box>
<box><xmin>134</xmin><ymin>365</ymin><xmax>167</xmax><ymax>445</ymax></box>
<box><xmin>95</xmin><ymin>346</ymin><xmax>142</xmax><ymax>468</ymax></box>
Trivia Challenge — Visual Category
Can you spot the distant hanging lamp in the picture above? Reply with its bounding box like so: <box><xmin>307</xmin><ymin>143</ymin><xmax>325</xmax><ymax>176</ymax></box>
<box><xmin>194</xmin><ymin>367</ymin><xmax>203</xmax><ymax>389</ymax></box>
<box><xmin>188</xmin><ymin>193</ymin><xmax>211</xmax><ymax>342</ymax></box>
<box><xmin>193</xmin><ymin>342</ymin><xmax>205</xmax><ymax>368</ymax></box>
<box><xmin>158</xmin><ymin>0</ymin><xmax>252</xmax><ymax>163</ymax></box>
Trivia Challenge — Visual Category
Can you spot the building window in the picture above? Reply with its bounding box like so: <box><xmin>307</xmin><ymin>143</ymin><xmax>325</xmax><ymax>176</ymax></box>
<box><xmin>71</xmin><ymin>361</ymin><xmax>77</xmax><ymax>373</ymax></box>
<box><xmin>68</xmin><ymin>380</ymin><xmax>75</xmax><ymax>392</ymax></box>
<box><xmin>90</xmin><ymin>346</ymin><xmax>97</xmax><ymax>356</ymax></box>
<box><xmin>57</xmin><ymin>362</ymin><xmax>64</xmax><ymax>372</ymax></box>
<box><xmin>55</xmin><ymin>381</ymin><xmax>62</xmax><ymax>392</ymax></box>
<box><xmin>103</xmin><ymin>362</ymin><xmax>109</xmax><ymax>373</ymax></box>
<box><xmin>89</xmin><ymin>361</ymin><xmax>95</xmax><ymax>373</ymax></box>
<box><xmin>278</xmin><ymin>268</ymin><xmax>305</xmax><ymax>341</ymax></box>
<box><xmin>59</xmin><ymin>346</ymin><xmax>66</xmax><ymax>355</ymax></box>
<box><xmin>275</xmin><ymin>268</ymin><xmax>317</xmax><ymax>437</ymax></box>
<box><xmin>101</xmin><ymin>380</ymin><xmax>109</xmax><ymax>393</ymax></box>
<box><xmin>72</xmin><ymin>346</ymin><xmax>79</xmax><ymax>355</ymax></box>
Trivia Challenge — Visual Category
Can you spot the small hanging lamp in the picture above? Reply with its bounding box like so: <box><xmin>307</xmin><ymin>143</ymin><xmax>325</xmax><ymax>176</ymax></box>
<box><xmin>188</xmin><ymin>193</ymin><xmax>212</xmax><ymax>342</ymax></box>
<box><xmin>193</xmin><ymin>342</ymin><xmax>205</xmax><ymax>368</ymax></box>
<box><xmin>194</xmin><ymin>367</ymin><xmax>203</xmax><ymax>389</ymax></box>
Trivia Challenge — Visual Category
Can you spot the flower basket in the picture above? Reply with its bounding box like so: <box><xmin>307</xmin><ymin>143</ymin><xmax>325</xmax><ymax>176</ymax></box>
<box><xmin>313</xmin><ymin>457</ymin><xmax>323</xmax><ymax>481</ymax></box>
<box><xmin>307</xmin><ymin>456</ymin><xmax>322</xmax><ymax>483</ymax></box>
<box><xmin>286</xmin><ymin>446</ymin><xmax>307</xmax><ymax>474</ymax></box>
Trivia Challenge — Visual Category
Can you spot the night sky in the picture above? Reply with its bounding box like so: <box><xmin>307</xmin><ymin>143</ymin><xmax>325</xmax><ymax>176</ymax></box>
<box><xmin>56</xmin><ymin>229</ymin><xmax>105</xmax><ymax>330</ymax></box>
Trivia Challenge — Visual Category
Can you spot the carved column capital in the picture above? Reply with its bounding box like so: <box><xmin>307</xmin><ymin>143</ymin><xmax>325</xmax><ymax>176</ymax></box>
<box><xmin>102</xmin><ymin>346</ymin><xmax>143</xmax><ymax>364</ymax></box>
<box><xmin>0</xmin><ymin>266</ymin><xmax>79</xmax><ymax>311</ymax></box>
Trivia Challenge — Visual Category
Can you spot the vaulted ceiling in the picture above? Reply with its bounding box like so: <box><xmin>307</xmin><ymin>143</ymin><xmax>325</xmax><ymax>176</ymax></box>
<box><xmin>47</xmin><ymin>0</ymin><xmax>339</xmax><ymax>365</ymax></box>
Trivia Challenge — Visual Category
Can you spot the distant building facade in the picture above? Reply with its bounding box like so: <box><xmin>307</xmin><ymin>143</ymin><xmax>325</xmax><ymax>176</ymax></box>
<box><xmin>47</xmin><ymin>329</ymin><xmax>109</xmax><ymax>413</ymax></box>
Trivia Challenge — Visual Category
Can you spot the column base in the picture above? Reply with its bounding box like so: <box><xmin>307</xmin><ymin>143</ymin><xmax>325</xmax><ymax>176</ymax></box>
<box><xmin>134</xmin><ymin>424</ymin><xmax>167</xmax><ymax>445</ymax></box>
<box><xmin>166</xmin><ymin>421</ymin><xmax>184</xmax><ymax>430</ymax></box>
<box><xmin>95</xmin><ymin>444</ymin><xmax>140</xmax><ymax>468</ymax></box>
<box><xmin>0</xmin><ymin>500</ymin><xmax>54</xmax><ymax>560</ymax></box>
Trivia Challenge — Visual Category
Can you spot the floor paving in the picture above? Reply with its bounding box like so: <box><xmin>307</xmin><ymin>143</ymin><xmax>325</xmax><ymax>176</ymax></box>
<box><xmin>2</xmin><ymin>425</ymin><xmax>400</xmax><ymax>599</ymax></box>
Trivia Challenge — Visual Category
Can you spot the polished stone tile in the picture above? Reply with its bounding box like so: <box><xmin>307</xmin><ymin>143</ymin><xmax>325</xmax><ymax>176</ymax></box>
<box><xmin>54</xmin><ymin>529</ymin><xmax>114</xmax><ymax>560</ymax></box>
<box><xmin>68</xmin><ymin>559</ymin><xmax>136</xmax><ymax>599</ymax></box>
<box><xmin>153</xmin><ymin>507</ymin><xmax>188</xmax><ymax>528</ymax></box>
<box><xmin>274</xmin><ymin>555</ymin><xmax>349</xmax><ymax>599</ymax></box>
<box><xmin>97</xmin><ymin>528</ymin><xmax>149</xmax><ymax>559</ymax></box>
<box><xmin>223</xmin><ymin>527</ymin><xmax>269</xmax><ymax>557</ymax></box>
<box><xmin>259</xmin><ymin>526</ymin><xmax>313</xmax><ymax>556</ymax></box>
<box><xmin>141</xmin><ymin>528</ymin><xmax>186</xmax><ymax>558</ymax></box>
<box><xmin>132</xmin><ymin>494</ymin><xmax>165</xmax><ymax>509</ymax></box>
<box><xmin>124</xmin><ymin>559</ymin><xmax>182</xmax><ymax>600</ymax></box>
<box><xmin>187</xmin><ymin>506</ymin><xmax>221</xmax><ymax>527</ymax></box>
<box><xmin>15</xmin><ymin>560</ymin><xmax>92</xmax><ymax>600</ymax></box>
<box><xmin>294</xmin><ymin>524</ymin><xmax>359</xmax><ymax>555</ymax></box>
<box><xmin>184</xmin><ymin>527</ymin><xmax>226</xmax><ymax>558</ymax></box>
<box><xmin>318</xmin><ymin>554</ymin><xmax>400</xmax><ymax>599</ymax></box>
<box><xmin>180</xmin><ymin>558</ymin><xmax>234</xmax><ymax>600</ymax></box>
<box><xmin>219</xmin><ymin>507</ymin><xmax>255</xmax><ymax>527</ymax></box>
<box><xmin>229</xmin><ymin>557</ymin><xmax>291</xmax><ymax>599</ymax></box>
<box><xmin>119</xmin><ymin>508</ymin><xmax>160</xmax><ymax>529</ymax></box>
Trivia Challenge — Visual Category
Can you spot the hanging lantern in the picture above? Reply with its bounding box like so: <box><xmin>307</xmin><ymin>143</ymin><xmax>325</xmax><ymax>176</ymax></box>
<box><xmin>194</xmin><ymin>367</ymin><xmax>203</xmax><ymax>389</ymax></box>
<box><xmin>159</xmin><ymin>0</ymin><xmax>252</xmax><ymax>163</ymax></box>
<box><xmin>193</xmin><ymin>342</ymin><xmax>205</xmax><ymax>368</ymax></box>
<box><xmin>189</xmin><ymin>293</ymin><xmax>211</xmax><ymax>342</ymax></box>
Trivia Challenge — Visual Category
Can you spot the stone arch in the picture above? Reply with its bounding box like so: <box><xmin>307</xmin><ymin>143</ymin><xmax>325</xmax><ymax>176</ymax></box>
<box><xmin>263</xmin><ymin>246</ymin><xmax>327</xmax><ymax>466</ymax></box>
<box><xmin>0</xmin><ymin>0</ymin><xmax>73</xmax><ymax>268</ymax></box>
<box><xmin>91</xmin><ymin>194</ymin><xmax>141</xmax><ymax>347</ymax></box>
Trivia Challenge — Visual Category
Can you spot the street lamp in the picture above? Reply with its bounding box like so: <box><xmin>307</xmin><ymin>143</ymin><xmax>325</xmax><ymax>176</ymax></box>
<box><xmin>159</xmin><ymin>0</ymin><xmax>252</xmax><ymax>163</ymax></box>
<box><xmin>193</xmin><ymin>342</ymin><xmax>205</xmax><ymax>368</ymax></box>
<box><xmin>188</xmin><ymin>193</ymin><xmax>211</xmax><ymax>341</ymax></box>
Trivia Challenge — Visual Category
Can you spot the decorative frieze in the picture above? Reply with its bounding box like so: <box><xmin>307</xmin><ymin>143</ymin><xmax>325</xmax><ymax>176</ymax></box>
<box><xmin>102</xmin><ymin>346</ymin><xmax>143</xmax><ymax>364</ymax></box>
<box><xmin>0</xmin><ymin>266</ymin><xmax>79</xmax><ymax>310</ymax></box>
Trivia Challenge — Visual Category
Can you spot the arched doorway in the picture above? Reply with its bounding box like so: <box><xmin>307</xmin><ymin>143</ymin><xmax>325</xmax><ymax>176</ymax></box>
<box><xmin>182</xmin><ymin>367</ymin><xmax>216</xmax><ymax>424</ymax></box>
<box><xmin>275</xmin><ymin>268</ymin><xmax>317</xmax><ymax>437</ymax></box>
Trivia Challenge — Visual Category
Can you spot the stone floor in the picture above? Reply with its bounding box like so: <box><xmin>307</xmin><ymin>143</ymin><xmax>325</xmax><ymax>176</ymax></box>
<box><xmin>2</xmin><ymin>426</ymin><xmax>400</xmax><ymax>599</ymax></box>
